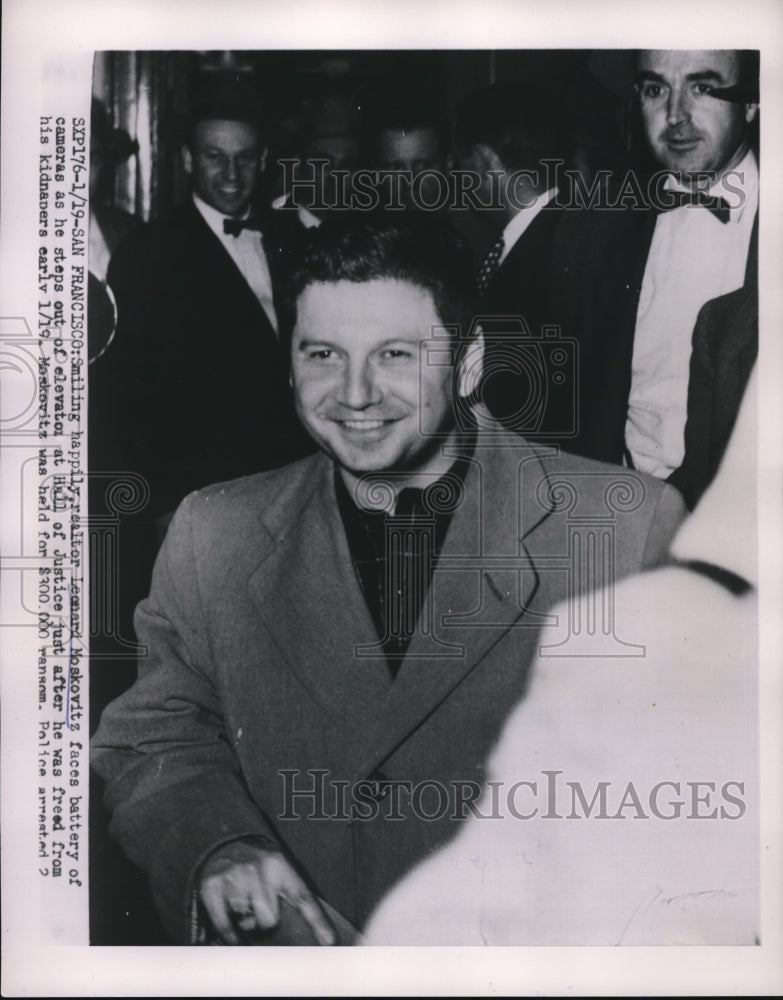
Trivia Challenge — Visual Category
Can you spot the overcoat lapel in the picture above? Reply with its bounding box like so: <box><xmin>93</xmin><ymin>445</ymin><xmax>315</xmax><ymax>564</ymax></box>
<box><xmin>247</xmin><ymin>457</ymin><xmax>392</xmax><ymax>735</ymax></box>
<box><xmin>353</xmin><ymin>437</ymin><xmax>559</xmax><ymax>777</ymax></box>
<box><xmin>247</xmin><ymin>436</ymin><xmax>563</xmax><ymax>777</ymax></box>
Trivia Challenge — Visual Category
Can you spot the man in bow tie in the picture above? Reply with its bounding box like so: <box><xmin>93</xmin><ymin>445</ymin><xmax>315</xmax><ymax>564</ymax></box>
<box><xmin>564</xmin><ymin>49</ymin><xmax>759</xmax><ymax>508</ymax></box>
<box><xmin>184</xmin><ymin>111</ymin><xmax>279</xmax><ymax>331</ymax></box>
<box><xmin>106</xmin><ymin>77</ymin><xmax>312</xmax><ymax>529</ymax></box>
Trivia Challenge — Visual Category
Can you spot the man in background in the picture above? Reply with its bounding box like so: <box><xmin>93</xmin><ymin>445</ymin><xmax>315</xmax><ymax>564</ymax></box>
<box><xmin>107</xmin><ymin>76</ymin><xmax>312</xmax><ymax>527</ymax></box>
<box><xmin>452</xmin><ymin>84</ymin><xmax>577</xmax><ymax>446</ymax></box>
<box><xmin>566</xmin><ymin>49</ymin><xmax>758</xmax><ymax>508</ymax></box>
<box><xmin>273</xmin><ymin>87</ymin><xmax>367</xmax><ymax>227</ymax></box>
<box><xmin>89</xmin><ymin>98</ymin><xmax>140</xmax><ymax>286</ymax></box>
<box><xmin>373</xmin><ymin>98</ymin><xmax>450</xmax><ymax>212</ymax></box>
<box><xmin>88</xmin><ymin>98</ymin><xmax>142</xmax><ymax>463</ymax></box>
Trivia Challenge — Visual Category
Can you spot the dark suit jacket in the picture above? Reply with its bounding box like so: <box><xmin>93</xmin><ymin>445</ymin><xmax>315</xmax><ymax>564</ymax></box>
<box><xmin>668</xmin><ymin>264</ymin><xmax>758</xmax><ymax>509</ymax></box>
<box><xmin>553</xmin><ymin>203</ymin><xmax>657</xmax><ymax>464</ymax></box>
<box><xmin>91</xmin><ymin>425</ymin><xmax>685</xmax><ymax>943</ymax></box>
<box><xmin>105</xmin><ymin>202</ymin><xmax>313</xmax><ymax>516</ymax></box>
<box><xmin>479</xmin><ymin>204</ymin><xmax>579</xmax><ymax>445</ymax></box>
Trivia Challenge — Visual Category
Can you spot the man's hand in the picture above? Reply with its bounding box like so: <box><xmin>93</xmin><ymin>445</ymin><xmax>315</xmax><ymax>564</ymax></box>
<box><xmin>198</xmin><ymin>840</ymin><xmax>336</xmax><ymax>945</ymax></box>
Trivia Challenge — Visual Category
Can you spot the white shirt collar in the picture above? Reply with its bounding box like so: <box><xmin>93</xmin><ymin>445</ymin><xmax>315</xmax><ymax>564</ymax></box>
<box><xmin>499</xmin><ymin>187</ymin><xmax>558</xmax><ymax>263</ymax></box>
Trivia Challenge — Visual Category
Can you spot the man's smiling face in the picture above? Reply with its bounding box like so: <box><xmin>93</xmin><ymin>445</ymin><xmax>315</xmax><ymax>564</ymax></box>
<box><xmin>291</xmin><ymin>278</ymin><xmax>458</xmax><ymax>488</ymax></box>
<box><xmin>637</xmin><ymin>50</ymin><xmax>758</xmax><ymax>179</ymax></box>
<box><xmin>183</xmin><ymin>118</ymin><xmax>265</xmax><ymax>218</ymax></box>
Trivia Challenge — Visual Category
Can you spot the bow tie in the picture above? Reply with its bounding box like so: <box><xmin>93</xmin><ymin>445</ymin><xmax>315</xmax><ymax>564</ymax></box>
<box><xmin>659</xmin><ymin>190</ymin><xmax>731</xmax><ymax>224</ymax></box>
<box><xmin>223</xmin><ymin>217</ymin><xmax>263</xmax><ymax>237</ymax></box>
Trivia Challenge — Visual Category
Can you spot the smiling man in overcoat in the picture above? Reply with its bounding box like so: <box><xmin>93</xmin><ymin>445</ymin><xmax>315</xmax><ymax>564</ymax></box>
<box><xmin>91</xmin><ymin>212</ymin><xmax>686</xmax><ymax>945</ymax></box>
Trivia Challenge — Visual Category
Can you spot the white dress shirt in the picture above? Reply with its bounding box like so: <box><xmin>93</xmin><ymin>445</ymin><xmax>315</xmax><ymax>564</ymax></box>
<box><xmin>193</xmin><ymin>194</ymin><xmax>278</xmax><ymax>334</ymax></box>
<box><xmin>625</xmin><ymin>150</ymin><xmax>758</xmax><ymax>478</ymax></box>
<box><xmin>498</xmin><ymin>187</ymin><xmax>559</xmax><ymax>264</ymax></box>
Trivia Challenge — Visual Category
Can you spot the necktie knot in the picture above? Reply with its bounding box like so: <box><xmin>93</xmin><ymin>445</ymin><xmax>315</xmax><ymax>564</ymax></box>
<box><xmin>659</xmin><ymin>190</ymin><xmax>731</xmax><ymax>224</ymax></box>
<box><xmin>477</xmin><ymin>235</ymin><xmax>505</xmax><ymax>294</ymax></box>
<box><xmin>223</xmin><ymin>216</ymin><xmax>263</xmax><ymax>237</ymax></box>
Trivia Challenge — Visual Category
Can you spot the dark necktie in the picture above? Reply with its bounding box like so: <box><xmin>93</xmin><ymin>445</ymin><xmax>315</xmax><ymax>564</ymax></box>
<box><xmin>476</xmin><ymin>235</ymin><xmax>505</xmax><ymax>294</ymax></box>
<box><xmin>659</xmin><ymin>190</ymin><xmax>731</xmax><ymax>224</ymax></box>
<box><xmin>223</xmin><ymin>216</ymin><xmax>263</xmax><ymax>237</ymax></box>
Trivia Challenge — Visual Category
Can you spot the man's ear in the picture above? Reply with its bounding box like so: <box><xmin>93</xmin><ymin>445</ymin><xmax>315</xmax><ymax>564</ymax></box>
<box><xmin>259</xmin><ymin>146</ymin><xmax>269</xmax><ymax>173</ymax></box>
<box><xmin>182</xmin><ymin>144</ymin><xmax>193</xmax><ymax>175</ymax></box>
<box><xmin>457</xmin><ymin>327</ymin><xmax>485</xmax><ymax>399</ymax></box>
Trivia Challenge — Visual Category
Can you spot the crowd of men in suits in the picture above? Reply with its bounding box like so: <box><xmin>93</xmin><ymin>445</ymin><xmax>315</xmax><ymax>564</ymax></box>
<box><xmin>90</xmin><ymin>49</ymin><xmax>760</xmax><ymax>945</ymax></box>
<box><xmin>95</xmin><ymin>51</ymin><xmax>758</xmax><ymax>527</ymax></box>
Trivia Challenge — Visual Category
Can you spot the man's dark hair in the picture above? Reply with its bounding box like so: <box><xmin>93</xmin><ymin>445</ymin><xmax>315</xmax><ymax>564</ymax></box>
<box><xmin>631</xmin><ymin>49</ymin><xmax>760</xmax><ymax>104</ymax></box>
<box><xmin>453</xmin><ymin>84</ymin><xmax>565</xmax><ymax>171</ymax></box>
<box><xmin>182</xmin><ymin>74</ymin><xmax>268</xmax><ymax>148</ymax></box>
<box><xmin>283</xmin><ymin>211</ymin><xmax>477</xmax><ymax>341</ymax></box>
<box><xmin>737</xmin><ymin>50</ymin><xmax>760</xmax><ymax>104</ymax></box>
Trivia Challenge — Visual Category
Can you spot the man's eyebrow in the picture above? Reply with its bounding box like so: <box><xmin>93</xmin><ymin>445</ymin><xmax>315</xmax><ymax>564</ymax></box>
<box><xmin>636</xmin><ymin>69</ymin><xmax>728</xmax><ymax>84</ymax></box>
<box><xmin>199</xmin><ymin>144</ymin><xmax>259</xmax><ymax>155</ymax></box>
<box><xmin>296</xmin><ymin>336</ymin><xmax>421</xmax><ymax>350</ymax></box>
<box><xmin>297</xmin><ymin>339</ymin><xmax>336</xmax><ymax>350</ymax></box>
<box><xmin>636</xmin><ymin>70</ymin><xmax>666</xmax><ymax>84</ymax></box>
<box><xmin>685</xmin><ymin>70</ymin><xmax>727</xmax><ymax>83</ymax></box>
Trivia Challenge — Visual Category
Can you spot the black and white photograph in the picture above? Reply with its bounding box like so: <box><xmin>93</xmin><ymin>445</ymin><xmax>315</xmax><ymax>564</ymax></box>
<box><xmin>2</xmin><ymin>0</ymin><xmax>782</xmax><ymax>995</ymax></box>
